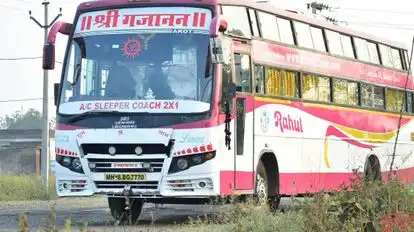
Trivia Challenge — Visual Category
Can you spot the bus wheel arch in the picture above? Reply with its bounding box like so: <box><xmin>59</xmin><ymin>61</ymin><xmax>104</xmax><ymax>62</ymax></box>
<box><xmin>364</xmin><ymin>154</ymin><xmax>382</xmax><ymax>183</ymax></box>
<box><xmin>256</xmin><ymin>151</ymin><xmax>280</xmax><ymax>211</ymax></box>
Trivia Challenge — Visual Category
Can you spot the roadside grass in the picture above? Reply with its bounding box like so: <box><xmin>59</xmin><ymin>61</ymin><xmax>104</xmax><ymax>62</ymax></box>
<box><xmin>16</xmin><ymin>172</ymin><xmax>414</xmax><ymax>232</ymax></box>
<box><xmin>0</xmin><ymin>174</ymin><xmax>56</xmax><ymax>201</ymax></box>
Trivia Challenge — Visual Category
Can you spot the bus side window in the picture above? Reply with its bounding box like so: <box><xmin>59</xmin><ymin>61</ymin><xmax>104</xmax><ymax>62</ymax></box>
<box><xmin>254</xmin><ymin>65</ymin><xmax>265</xmax><ymax>94</ymax></box>
<box><xmin>407</xmin><ymin>92</ymin><xmax>413</xmax><ymax>113</ymax></box>
<box><xmin>234</xmin><ymin>53</ymin><xmax>252</xmax><ymax>93</ymax></box>
<box><xmin>220</xmin><ymin>37</ymin><xmax>233</xmax><ymax>113</ymax></box>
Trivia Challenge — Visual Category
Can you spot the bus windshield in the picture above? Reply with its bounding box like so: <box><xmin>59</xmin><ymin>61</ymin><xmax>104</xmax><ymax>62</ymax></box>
<box><xmin>58</xmin><ymin>7</ymin><xmax>213</xmax><ymax>115</ymax></box>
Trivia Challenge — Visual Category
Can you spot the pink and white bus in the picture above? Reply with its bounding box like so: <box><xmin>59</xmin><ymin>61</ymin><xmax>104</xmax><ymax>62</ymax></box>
<box><xmin>43</xmin><ymin>0</ymin><xmax>414</xmax><ymax>223</ymax></box>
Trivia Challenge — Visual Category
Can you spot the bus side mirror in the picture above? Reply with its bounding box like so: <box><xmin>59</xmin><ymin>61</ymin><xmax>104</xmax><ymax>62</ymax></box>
<box><xmin>54</xmin><ymin>83</ymin><xmax>60</xmax><ymax>106</ymax></box>
<box><xmin>43</xmin><ymin>43</ymin><xmax>55</xmax><ymax>70</ymax></box>
<box><xmin>218</xmin><ymin>19</ymin><xmax>228</xmax><ymax>33</ymax></box>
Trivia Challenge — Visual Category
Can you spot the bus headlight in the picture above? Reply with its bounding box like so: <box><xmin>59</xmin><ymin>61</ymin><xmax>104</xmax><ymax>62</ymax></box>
<box><xmin>176</xmin><ymin>158</ymin><xmax>189</xmax><ymax>170</ymax></box>
<box><xmin>62</xmin><ymin>157</ymin><xmax>71</xmax><ymax>166</ymax></box>
<box><xmin>72</xmin><ymin>158</ymin><xmax>82</xmax><ymax>170</ymax></box>
<box><xmin>192</xmin><ymin>156</ymin><xmax>202</xmax><ymax>164</ymax></box>
<box><xmin>168</xmin><ymin>151</ymin><xmax>216</xmax><ymax>174</ymax></box>
<box><xmin>56</xmin><ymin>155</ymin><xmax>84</xmax><ymax>174</ymax></box>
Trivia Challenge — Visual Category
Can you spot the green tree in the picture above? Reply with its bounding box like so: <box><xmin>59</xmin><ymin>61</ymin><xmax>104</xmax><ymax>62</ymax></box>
<box><xmin>0</xmin><ymin>108</ymin><xmax>47</xmax><ymax>130</ymax></box>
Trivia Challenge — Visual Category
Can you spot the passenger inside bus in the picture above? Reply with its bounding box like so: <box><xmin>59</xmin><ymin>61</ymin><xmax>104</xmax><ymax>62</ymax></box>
<box><xmin>143</xmin><ymin>62</ymin><xmax>176</xmax><ymax>100</ymax></box>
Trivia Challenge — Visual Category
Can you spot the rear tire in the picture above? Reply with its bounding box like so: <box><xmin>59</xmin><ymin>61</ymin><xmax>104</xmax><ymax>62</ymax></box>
<box><xmin>108</xmin><ymin>197</ymin><xmax>144</xmax><ymax>225</ymax></box>
<box><xmin>364</xmin><ymin>156</ymin><xmax>381</xmax><ymax>184</ymax></box>
<box><xmin>255</xmin><ymin>160</ymin><xmax>280</xmax><ymax>212</ymax></box>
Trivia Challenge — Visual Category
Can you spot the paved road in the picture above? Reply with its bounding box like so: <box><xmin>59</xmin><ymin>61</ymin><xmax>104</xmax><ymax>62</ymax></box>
<box><xmin>0</xmin><ymin>196</ymin><xmax>298</xmax><ymax>232</ymax></box>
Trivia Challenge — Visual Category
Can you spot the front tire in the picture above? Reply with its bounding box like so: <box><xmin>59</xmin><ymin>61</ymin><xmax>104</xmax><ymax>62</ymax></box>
<box><xmin>255</xmin><ymin>160</ymin><xmax>280</xmax><ymax>212</ymax></box>
<box><xmin>108</xmin><ymin>197</ymin><xmax>144</xmax><ymax>225</ymax></box>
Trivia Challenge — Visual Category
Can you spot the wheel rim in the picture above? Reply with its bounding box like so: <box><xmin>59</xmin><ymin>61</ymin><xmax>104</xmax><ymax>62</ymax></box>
<box><xmin>256</xmin><ymin>173</ymin><xmax>267</xmax><ymax>205</ymax></box>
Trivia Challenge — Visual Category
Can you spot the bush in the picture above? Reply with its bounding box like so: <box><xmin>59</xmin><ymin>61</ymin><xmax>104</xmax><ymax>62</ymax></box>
<box><xmin>0</xmin><ymin>175</ymin><xmax>56</xmax><ymax>201</ymax></box>
<box><xmin>14</xmin><ymin>174</ymin><xmax>414</xmax><ymax>231</ymax></box>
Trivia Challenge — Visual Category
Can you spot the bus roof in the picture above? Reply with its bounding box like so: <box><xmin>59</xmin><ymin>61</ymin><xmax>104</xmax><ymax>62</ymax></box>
<box><xmin>220</xmin><ymin>0</ymin><xmax>407</xmax><ymax>50</ymax></box>
<box><xmin>75</xmin><ymin>0</ymin><xmax>407</xmax><ymax>50</ymax></box>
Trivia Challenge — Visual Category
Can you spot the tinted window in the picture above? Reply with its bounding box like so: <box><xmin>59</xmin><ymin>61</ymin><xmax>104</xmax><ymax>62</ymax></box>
<box><xmin>354</xmin><ymin>37</ymin><xmax>370</xmax><ymax>62</ymax></box>
<box><xmin>333</xmin><ymin>79</ymin><xmax>359</xmax><ymax>105</ymax></box>
<box><xmin>301</xmin><ymin>73</ymin><xmax>330</xmax><ymax>102</ymax></box>
<box><xmin>277</xmin><ymin>17</ymin><xmax>294</xmax><ymax>45</ymax></box>
<box><xmin>221</xmin><ymin>6</ymin><xmax>251</xmax><ymax>38</ymax></box>
<box><xmin>386</xmin><ymin>88</ymin><xmax>405</xmax><ymax>111</ymax></box>
<box><xmin>248</xmin><ymin>9</ymin><xmax>260</xmax><ymax>36</ymax></box>
<box><xmin>361</xmin><ymin>84</ymin><xmax>384</xmax><ymax>109</ymax></box>
<box><xmin>255</xmin><ymin>65</ymin><xmax>265</xmax><ymax>94</ymax></box>
<box><xmin>220</xmin><ymin>37</ymin><xmax>233</xmax><ymax>112</ymax></box>
<box><xmin>234</xmin><ymin>53</ymin><xmax>252</xmax><ymax>92</ymax></box>
<box><xmin>266</xmin><ymin>67</ymin><xmax>299</xmax><ymax>98</ymax></box>
<box><xmin>367</xmin><ymin>42</ymin><xmax>380</xmax><ymax>64</ymax></box>
<box><xmin>258</xmin><ymin>11</ymin><xmax>279</xmax><ymax>41</ymax></box>
<box><xmin>391</xmin><ymin>48</ymin><xmax>402</xmax><ymax>69</ymax></box>
<box><xmin>379</xmin><ymin>44</ymin><xmax>393</xmax><ymax>68</ymax></box>
<box><xmin>340</xmin><ymin>35</ymin><xmax>354</xmax><ymax>58</ymax></box>
<box><xmin>294</xmin><ymin>21</ymin><xmax>313</xmax><ymax>49</ymax></box>
<box><xmin>325</xmin><ymin>30</ymin><xmax>343</xmax><ymax>56</ymax></box>
<box><xmin>407</xmin><ymin>92</ymin><xmax>413</xmax><ymax>113</ymax></box>
<box><xmin>266</xmin><ymin>67</ymin><xmax>282</xmax><ymax>96</ymax></box>
<box><xmin>318</xmin><ymin>76</ymin><xmax>331</xmax><ymax>102</ymax></box>
<box><xmin>310</xmin><ymin>26</ymin><xmax>326</xmax><ymax>52</ymax></box>
<box><xmin>283</xmin><ymin>70</ymin><xmax>300</xmax><ymax>98</ymax></box>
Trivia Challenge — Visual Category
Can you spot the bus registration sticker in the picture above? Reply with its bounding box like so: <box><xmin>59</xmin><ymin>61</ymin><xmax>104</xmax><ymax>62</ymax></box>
<box><xmin>104</xmin><ymin>173</ymin><xmax>146</xmax><ymax>181</ymax></box>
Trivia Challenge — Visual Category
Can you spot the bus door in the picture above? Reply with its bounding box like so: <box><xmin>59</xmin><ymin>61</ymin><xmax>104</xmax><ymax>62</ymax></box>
<box><xmin>232</xmin><ymin>41</ymin><xmax>254</xmax><ymax>191</ymax></box>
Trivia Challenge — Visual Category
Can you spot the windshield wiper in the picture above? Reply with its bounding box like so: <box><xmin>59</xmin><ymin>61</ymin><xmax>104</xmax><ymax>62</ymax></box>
<box><xmin>66</xmin><ymin>110</ymin><xmax>121</xmax><ymax>123</ymax></box>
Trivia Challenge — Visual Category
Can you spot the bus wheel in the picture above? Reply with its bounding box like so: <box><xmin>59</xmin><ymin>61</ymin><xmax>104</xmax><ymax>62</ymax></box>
<box><xmin>255</xmin><ymin>160</ymin><xmax>281</xmax><ymax>212</ymax></box>
<box><xmin>108</xmin><ymin>197</ymin><xmax>143</xmax><ymax>225</ymax></box>
<box><xmin>255</xmin><ymin>161</ymin><xmax>268</xmax><ymax>206</ymax></box>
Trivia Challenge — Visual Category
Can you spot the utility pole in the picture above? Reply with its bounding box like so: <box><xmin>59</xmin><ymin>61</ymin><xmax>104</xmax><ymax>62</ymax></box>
<box><xmin>29</xmin><ymin>1</ymin><xmax>62</xmax><ymax>190</ymax></box>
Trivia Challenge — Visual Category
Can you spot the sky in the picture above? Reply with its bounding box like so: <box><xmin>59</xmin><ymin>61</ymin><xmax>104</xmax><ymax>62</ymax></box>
<box><xmin>0</xmin><ymin>0</ymin><xmax>413</xmax><ymax>119</ymax></box>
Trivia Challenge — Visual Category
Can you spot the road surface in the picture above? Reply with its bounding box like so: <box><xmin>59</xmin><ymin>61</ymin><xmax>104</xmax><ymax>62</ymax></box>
<box><xmin>0</xmin><ymin>196</ymin><xmax>298</xmax><ymax>232</ymax></box>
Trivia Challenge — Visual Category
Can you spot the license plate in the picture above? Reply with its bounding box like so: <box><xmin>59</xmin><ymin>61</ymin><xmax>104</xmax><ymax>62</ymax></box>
<box><xmin>104</xmin><ymin>173</ymin><xmax>146</xmax><ymax>181</ymax></box>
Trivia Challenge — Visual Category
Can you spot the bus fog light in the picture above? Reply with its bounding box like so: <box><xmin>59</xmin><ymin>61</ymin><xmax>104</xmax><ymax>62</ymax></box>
<box><xmin>177</xmin><ymin>158</ymin><xmax>188</xmax><ymax>170</ymax></box>
<box><xmin>72</xmin><ymin>158</ymin><xmax>82</xmax><ymax>170</ymax></box>
<box><xmin>63</xmin><ymin>157</ymin><xmax>71</xmax><ymax>166</ymax></box>
<box><xmin>198</xmin><ymin>181</ymin><xmax>206</xmax><ymax>188</ymax></box>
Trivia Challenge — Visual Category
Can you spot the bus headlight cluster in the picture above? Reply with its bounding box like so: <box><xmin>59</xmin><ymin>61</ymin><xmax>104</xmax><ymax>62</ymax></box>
<box><xmin>56</xmin><ymin>155</ymin><xmax>84</xmax><ymax>174</ymax></box>
<box><xmin>176</xmin><ymin>158</ymin><xmax>189</xmax><ymax>170</ymax></box>
<box><xmin>168</xmin><ymin>151</ymin><xmax>216</xmax><ymax>174</ymax></box>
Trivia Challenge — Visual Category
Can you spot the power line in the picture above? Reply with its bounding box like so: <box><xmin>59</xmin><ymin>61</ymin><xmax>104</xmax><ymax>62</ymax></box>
<box><xmin>345</xmin><ymin>23</ymin><xmax>414</xmax><ymax>31</ymax></box>
<box><xmin>390</xmin><ymin>36</ymin><xmax>414</xmax><ymax>177</ymax></box>
<box><xmin>0</xmin><ymin>57</ymin><xmax>68</xmax><ymax>63</ymax></box>
<box><xmin>0</xmin><ymin>97</ymin><xmax>54</xmax><ymax>103</ymax></box>
<box><xmin>13</xmin><ymin>0</ymin><xmax>35</xmax><ymax>3</ymax></box>
<box><xmin>0</xmin><ymin>56</ymin><xmax>42</xmax><ymax>61</ymax></box>
<box><xmin>340</xmin><ymin>7</ymin><xmax>414</xmax><ymax>14</ymax></box>
<box><xmin>344</xmin><ymin>22</ymin><xmax>414</xmax><ymax>27</ymax></box>
<box><xmin>0</xmin><ymin>4</ymin><xmax>26</xmax><ymax>11</ymax></box>
<box><xmin>12</xmin><ymin>0</ymin><xmax>83</xmax><ymax>5</ymax></box>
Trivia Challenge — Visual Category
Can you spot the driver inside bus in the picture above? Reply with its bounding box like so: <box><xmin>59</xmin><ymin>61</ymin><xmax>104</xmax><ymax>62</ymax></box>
<box><xmin>105</xmin><ymin>63</ymin><xmax>137</xmax><ymax>99</ymax></box>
